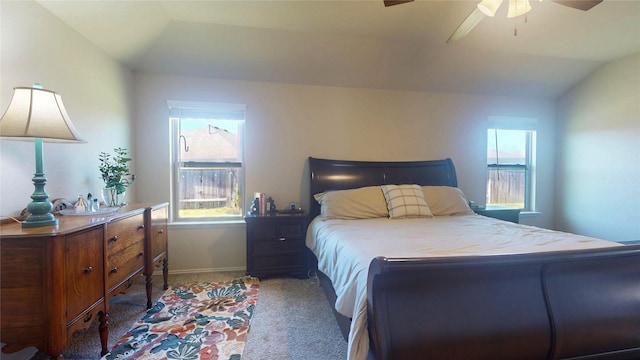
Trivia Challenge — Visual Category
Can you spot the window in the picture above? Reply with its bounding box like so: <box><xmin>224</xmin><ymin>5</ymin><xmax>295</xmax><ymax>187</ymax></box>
<box><xmin>486</xmin><ymin>126</ymin><xmax>536</xmax><ymax>211</ymax></box>
<box><xmin>168</xmin><ymin>101</ymin><xmax>245</xmax><ymax>222</ymax></box>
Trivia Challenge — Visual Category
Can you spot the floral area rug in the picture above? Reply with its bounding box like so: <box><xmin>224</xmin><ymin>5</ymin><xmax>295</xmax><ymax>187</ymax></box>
<box><xmin>103</xmin><ymin>277</ymin><xmax>259</xmax><ymax>360</ymax></box>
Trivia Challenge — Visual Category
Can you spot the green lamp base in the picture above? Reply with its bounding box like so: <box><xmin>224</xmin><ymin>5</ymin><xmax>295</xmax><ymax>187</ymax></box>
<box><xmin>22</xmin><ymin>139</ymin><xmax>58</xmax><ymax>229</ymax></box>
<box><xmin>22</xmin><ymin>212</ymin><xmax>59</xmax><ymax>228</ymax></box>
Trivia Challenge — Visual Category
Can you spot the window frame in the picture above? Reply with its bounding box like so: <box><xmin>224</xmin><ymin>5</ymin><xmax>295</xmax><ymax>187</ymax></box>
<box><xmin>486</xmin><ymin>123</ymin><xmax>536</xmax><ymax>212</ymax></box>
<box><xmin>168</xmin><ymin>101</ymin><xmax>246</xmax><ymax>224</ymax></box>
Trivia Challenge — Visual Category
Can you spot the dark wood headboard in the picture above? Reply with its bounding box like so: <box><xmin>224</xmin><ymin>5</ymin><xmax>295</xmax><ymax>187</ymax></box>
<box><xmin>308</xmin><ymin>157</ymin><xmax>458</xmax><ymax>219</ymax></box>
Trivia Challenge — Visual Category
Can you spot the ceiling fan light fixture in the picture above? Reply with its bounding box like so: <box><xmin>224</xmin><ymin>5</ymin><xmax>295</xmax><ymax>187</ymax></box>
<box><xmin>507</xmin><ymin>0</ymin><xmax>532</xmax><ymax>18</ymax></box>
<box><xmin>477</xmin><ymin>0</ymin><xmax>504</xmax><ymax>17</ymax></box>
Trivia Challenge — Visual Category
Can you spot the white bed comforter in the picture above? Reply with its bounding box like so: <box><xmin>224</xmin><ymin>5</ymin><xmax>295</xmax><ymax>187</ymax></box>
<box><xmin>305</xmin><ymin>214</ymin><xmax>620</xmax><ymax>360</ymax></box>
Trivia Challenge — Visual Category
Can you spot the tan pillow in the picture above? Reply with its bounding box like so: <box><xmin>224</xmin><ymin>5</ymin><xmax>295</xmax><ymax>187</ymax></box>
<box><xmin>381</xmin><ymin>184</ymin><xmax>433</xmax><ymax>219</ymax></box>
<box><xmin>421</xmin><ymin>186</ymin><xmax>474</xmax><ymax>216</ymax></box>
<box><xmin>314</xmin><ymin>186</ymin><xmax>388</xmax><ymax>219</ymax></box>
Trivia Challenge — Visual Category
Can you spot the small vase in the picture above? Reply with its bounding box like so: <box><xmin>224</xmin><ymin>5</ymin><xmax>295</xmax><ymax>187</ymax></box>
<box><xmin>102</xmin><ymin>187</ymin><xmax>126</xmax><ymax>207</ymax></box>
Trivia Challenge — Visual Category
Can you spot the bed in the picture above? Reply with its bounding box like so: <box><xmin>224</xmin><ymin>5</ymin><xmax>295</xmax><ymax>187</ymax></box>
<box><xmin>306</xmin><ymin>157</ymin><xmax>640</xmax><ymax>360</ymax></box>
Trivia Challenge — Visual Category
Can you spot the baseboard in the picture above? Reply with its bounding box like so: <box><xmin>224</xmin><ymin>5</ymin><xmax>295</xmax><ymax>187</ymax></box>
<box><xmin>150</xmin><ymin>266</ymin><xmax>246</xmax><ymax>276</ymax></box>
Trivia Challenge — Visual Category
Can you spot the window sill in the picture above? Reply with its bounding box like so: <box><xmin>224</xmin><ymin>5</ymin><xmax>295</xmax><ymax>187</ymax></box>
<box><xmin>519</xmin><ymin>211</ymin><xmax>541</xmax><ymax>217</ymax></box>
<box><xmin>168</xmin><ymin>219</ymin><xmax>245</xmax><ymax>229</ymax></box>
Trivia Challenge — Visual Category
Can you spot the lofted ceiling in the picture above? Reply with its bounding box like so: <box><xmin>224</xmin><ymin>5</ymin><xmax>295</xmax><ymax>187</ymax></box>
<box><xmin>35</xmin><ymin>0</ymin><xmax>640</xmax><ymax>99</ymax></box>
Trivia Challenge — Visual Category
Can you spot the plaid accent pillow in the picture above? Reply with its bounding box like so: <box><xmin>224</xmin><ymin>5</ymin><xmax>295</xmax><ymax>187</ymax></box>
<box><xmin>381</xmin><ymin>184</ymin><xmax>433</xmax><ymax>219</ymax></box>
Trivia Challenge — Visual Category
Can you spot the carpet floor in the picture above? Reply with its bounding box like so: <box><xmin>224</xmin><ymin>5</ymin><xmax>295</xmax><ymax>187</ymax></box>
<box><xmin>44</xmin><ymin>272</ymin><xmax>347</xmax><ymax>359</ymax></box>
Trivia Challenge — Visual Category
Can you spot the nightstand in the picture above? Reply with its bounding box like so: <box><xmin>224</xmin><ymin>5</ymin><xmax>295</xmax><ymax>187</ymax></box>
<box><xmin>245</xmin><ymin>213</ymin><xmax>309</xmax><ymax>278</ymax></box>
<box><xmin>473</xmin><ymin>206</ymin><xmax>521</xmax><ymax>223</ymax></box>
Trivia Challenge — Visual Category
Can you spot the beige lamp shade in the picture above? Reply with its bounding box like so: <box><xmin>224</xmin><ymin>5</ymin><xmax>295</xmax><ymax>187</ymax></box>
<box><xmin>0</xmin><ymin>87</ymin><xmax>85</xmax><ymax>143</ymax></box>
<box><xmin>0</xmin><ymin>85</ymin><xmax>85</xmax><ymax>227</ymax></box>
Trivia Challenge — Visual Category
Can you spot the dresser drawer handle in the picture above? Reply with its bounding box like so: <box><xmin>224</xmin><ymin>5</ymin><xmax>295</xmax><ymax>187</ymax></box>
<box><xmin>109</xmin><ymin>235</ymin><xmax>118</xmax><ymax>242</ymax></box>
<box><xmin>279</xmin><ymin>236</ymin><xmax>286</xmax><ymax>242</ymax></box>
<box><xmin>83</xmin><ymin>266</ymin><xmax>93</xmax><ymax>274</ymax></box>
<box><xmin>138</xmin><ymin>225</ymin><xmax>145</xmax><ymax>230</ymax></box>
<box><xmin>158</xmin><ymin>229</ymin><xmax>164</xmax><ymax>234</ymax></box>
<box><xmin>110</xmin><ymin>267</ymin><xmax>118</xmax><ymax>274</ymax></box>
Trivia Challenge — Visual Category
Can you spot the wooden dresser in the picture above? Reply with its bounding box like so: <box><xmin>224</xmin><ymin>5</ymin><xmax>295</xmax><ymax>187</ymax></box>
<box><xmin>0</xmin><ymin>203</ymin><xmax>168</xmax><ymax>359</ymax></box>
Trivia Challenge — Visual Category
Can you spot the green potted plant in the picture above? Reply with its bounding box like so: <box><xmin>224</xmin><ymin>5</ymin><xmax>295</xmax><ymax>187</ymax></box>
<box><xmin>99</xmin><ymin>147</ymin><xmax>134</xmax><ymax>206</ymax></box>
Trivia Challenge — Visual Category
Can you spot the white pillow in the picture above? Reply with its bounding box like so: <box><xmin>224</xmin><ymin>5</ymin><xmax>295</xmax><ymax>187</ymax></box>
<box><xmin>314</xmin><ymin>186</ymin><xmax>388</xmax><ymax>219</ymax></box>
<box><xmin>381</xmin><ymin>184</ymin><xmax>433</xmax><ymax>219</ymax></box>
<box><xmin>421</xmin><ymin>186</ymin><xmax>474</xmax><ymax>216</ymax></box>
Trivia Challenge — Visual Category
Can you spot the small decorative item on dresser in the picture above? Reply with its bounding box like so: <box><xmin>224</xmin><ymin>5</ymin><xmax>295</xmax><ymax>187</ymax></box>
<box><xmin>99</xmin><ymin>147</ymin><xmax>134</xmax><ymax>207</ymax></box>
<box><xmin>249</xmin><ymin>197</ymin><xmax>260</xmax><ymax>215</ymax></box>
<box><xmin>267</xmin><ymin>197</ymin><xmax>276</xmax><ymax>215</ymax></box>
<box><xmin>102</xmin><ymin>187</ymin><xmax>126</xmax><ymax>208</ymax></box>
<box><xmin>74</xmin><ymin>195</ymin><xmax>87</xmax><ymax>213</ymax></box>
<box><xmin>91</xmin><ymin>198</ymin><xmax>100</xmax><ymax>212</ymax></box>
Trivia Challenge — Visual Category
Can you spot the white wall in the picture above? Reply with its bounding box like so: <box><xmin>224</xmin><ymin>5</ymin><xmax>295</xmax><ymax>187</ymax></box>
<box><xmin>134</xmin><ymin>73</ymin><xmax>557</xmax><ymax>272</ymax></box>
<box><xmin>555</xmin><ymin>53</ymin><xmax>640</xmax><ymax>241</ymax></box>
<box><xmin>0</xmin><ymin>0</ymin><xmax>135</xmax><ymax>218</ymax></box>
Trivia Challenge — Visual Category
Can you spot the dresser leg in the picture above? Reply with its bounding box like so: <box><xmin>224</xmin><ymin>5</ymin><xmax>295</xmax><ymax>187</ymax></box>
<box><xmin>162</xmin><ymin>258</ymin><xmax>169</xmax><ymax>290</ymax></box>
<box><xmin>145</xmin><ymin>272</ymin><xmax>153</xmax><ymax>309</ymax></box>
<box><xmin>99</xmin><ymin>311</ymin><xmax>109</xmax><ymax>356</ymax></box>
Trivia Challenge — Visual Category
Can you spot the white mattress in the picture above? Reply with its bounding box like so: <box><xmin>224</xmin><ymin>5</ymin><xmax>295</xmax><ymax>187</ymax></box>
<box><xmin>305</xmin><ymin>214</ymin><xmax>620</xmax><ymax>360</ymax></box>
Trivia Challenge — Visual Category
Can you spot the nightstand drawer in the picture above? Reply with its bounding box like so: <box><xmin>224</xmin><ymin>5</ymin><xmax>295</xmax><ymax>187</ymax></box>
<box><xmin>252</xmin><ymin>253</ymin><xmax>304</xmax><ymax>271</ymax></box>
<box><xmin>279</xmin><ymin>224</ymin><xmax>303</xmax><ymax>239</ymax></box>
<box><xmin>251</xmin><ymin>223</ymin><xmax>303</xmax><ymax>242</ymax></box>
<box><xmin>253</xmin><ymin>238</ymin><xmax>303</xmax><ymax>255</ymax></box>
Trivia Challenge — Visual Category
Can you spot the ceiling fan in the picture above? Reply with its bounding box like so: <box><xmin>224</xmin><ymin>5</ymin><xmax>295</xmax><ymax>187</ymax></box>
<box><xmin>383</xmin><ymin>0</ymin><xmax>603</xmax><ymax>43</ymax></box>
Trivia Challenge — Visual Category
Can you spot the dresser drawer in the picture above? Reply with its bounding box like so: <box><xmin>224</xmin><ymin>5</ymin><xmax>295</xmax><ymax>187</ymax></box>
<box><xmin>106</xmin><ymin>213</ymin><xmax>145</xmax><ymax>253</ymax></box>
<box><xmin>65</xmin><ymin>227</ymin><xmax>105</xmax><ymax>322</ymax></box>
<box><xmin>107</xmin><ymin>238</ymin><xmax>145</xmax><ymax>289</ymax></box>
<box><xmin>150</xmin><ymin>206</ymin><xmax>168</xmax><ymax>259</ymax></box>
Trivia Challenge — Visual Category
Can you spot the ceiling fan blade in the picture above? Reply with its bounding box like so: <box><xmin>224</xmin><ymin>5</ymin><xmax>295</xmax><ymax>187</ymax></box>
<box><xmin>552</xmin><ymin>0</ymin><xmax>603</xmax><ymax>11</ymax></box>
<box><xmin>384</xmin><ymin>0</ymin><xmax>414</xmax><ymax>7</ymax></box>
<box><xmin>447</xmin><ymin>7</ymin><xmax>487</xmax><ymax>44</ymax></box>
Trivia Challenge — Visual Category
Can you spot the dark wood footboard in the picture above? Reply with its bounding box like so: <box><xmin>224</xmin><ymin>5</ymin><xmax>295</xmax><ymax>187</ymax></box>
<box><xmin>367</xmin><ymin>246</ymin><xmax>640</xmax><ymax>360</ymax></box>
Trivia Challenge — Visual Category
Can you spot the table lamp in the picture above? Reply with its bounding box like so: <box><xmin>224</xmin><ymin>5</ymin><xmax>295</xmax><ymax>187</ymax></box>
<box><xmin>0</xmin><ymin>85</ymin><xmax>86</xmax><ymax>228</ymax></box>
